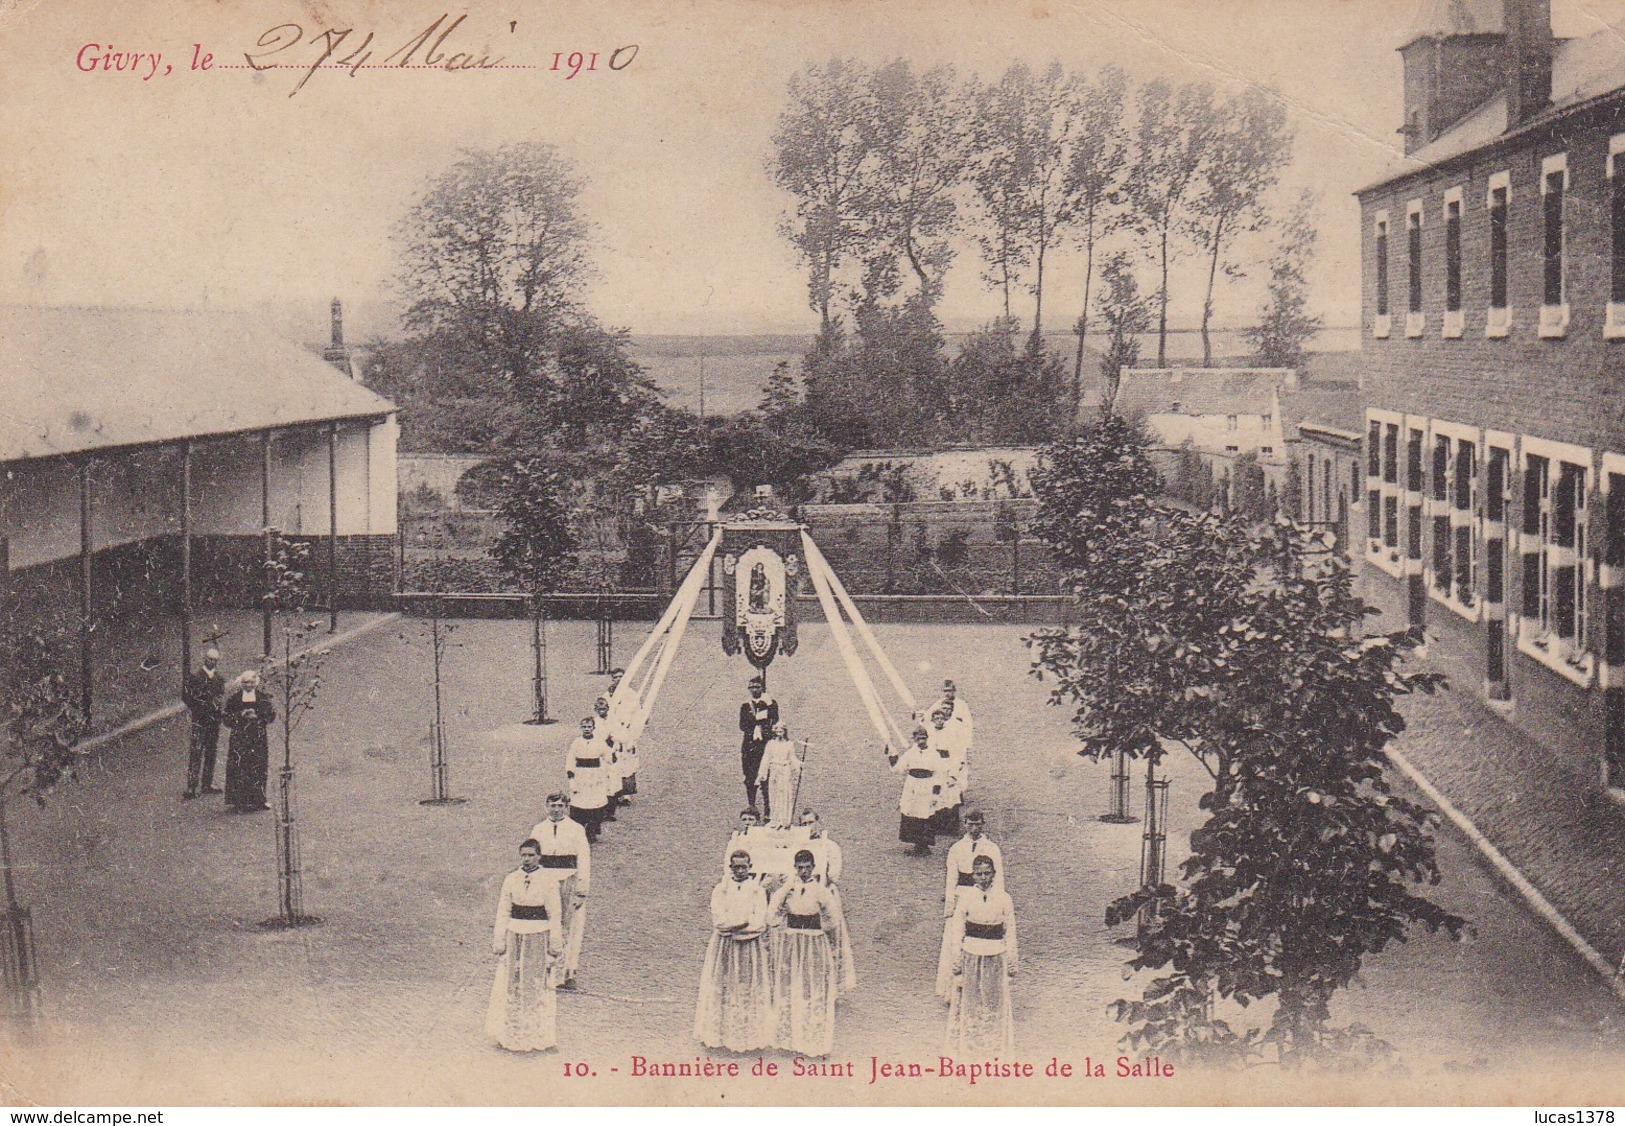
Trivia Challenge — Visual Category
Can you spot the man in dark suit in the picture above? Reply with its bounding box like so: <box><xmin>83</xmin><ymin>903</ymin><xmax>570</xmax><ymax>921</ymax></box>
<box><xmin>182</xmin><ymin>647</ymin><xmax>225</xmax><ymax>800</ymax></box>
<box><xmin>738</xmin><ymin>676</ymin><xmax>778</xmax><ymax>810</ymax></box>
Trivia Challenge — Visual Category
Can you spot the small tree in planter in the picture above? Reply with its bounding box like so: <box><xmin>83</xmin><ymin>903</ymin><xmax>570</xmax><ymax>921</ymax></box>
<box><xmin>259</xmin><ymin>535</ymin><xmax>326</xmax><ymax>929</ymax></box>
<box><xmin>0</xmin><ymin>601</ymin><xmax>88</xmax><ymax>1027</ymax></box>
<box><xmin>412</xmin><ymin>534</ymin><xmax>465</xmax><ymax>805</ymax></box>
<box><xmin>492</xmin><ymin>458</ymin><xmax>578</xmax><ymax>722</ymax></box>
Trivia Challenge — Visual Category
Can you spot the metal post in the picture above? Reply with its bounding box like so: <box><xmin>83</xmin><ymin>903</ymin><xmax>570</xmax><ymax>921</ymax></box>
<box><xmin>421</xmin><ymin>601</ymin><xmax>466</xmax><ymax>805</ymax></box>
<box><xmin>261</xmin><ymin>431</ymin><xmax>273</xmax><ymax>658</ymax></box>
<box><xmin>78</xmin><ymin>458</ymin><xmax>92</xmax><ymax>725</ymax></box>
<box><xmin>1012</xmin><ymin>529</ymin><xmax>1022</xmax><ymax>595</ymax></box>
<box><xmin>594</xmin><ymin>587</ymin><xmax>613</xmax><ymax>675</ymax></box>
<box><xmin>1140</xmin><ymin>762</ymin><xmax>1169</xmax><ymax>887</ymax></box>
<box><xmin>1100</xmin><ymin>748</ymin><xmax>1137</xmax><ymax>823</ymax></box>
<box><xmin>180</xmin><ymin>441</ymin><xmax>193</xmax><ymax>690</ymax></box>
<box><xmin>328</xmin><ymin>422</ymin><xmax>339</xmax><ymax>633</ymax></box>
<box><xmin>527</xmin><ymin>597</ymin><xmax>555</xmax><ymax>725</ymax></box>
<box><xmin>1137</xmin><ymin>762</ymin><xmax>1171</xmax><ymax>935</ymax></box>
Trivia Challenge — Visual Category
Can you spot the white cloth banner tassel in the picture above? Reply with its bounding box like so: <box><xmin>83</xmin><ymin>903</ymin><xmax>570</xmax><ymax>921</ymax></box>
<box><xmin>803</xmin><ymin>534</ymin><xmax>918</xmax><ymax>715</ymax></box>
<box><xmin>613</xmin><ymin>531</ymin><xmax>722</xmax><ymax>743</ymax></box>
<box><xmin>802</xmin><ymin>532</ymin><xmax>910</xmax><ymax>755</ymax></box>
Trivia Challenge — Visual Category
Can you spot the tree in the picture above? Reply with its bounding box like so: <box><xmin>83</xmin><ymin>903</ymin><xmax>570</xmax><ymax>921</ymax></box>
<box><xmin>1187</xmin><ymin>88</ymin><xmax>1292</xmax><ymax>368</ymax></box>
<box><xmin>491</xmin><ymin>459</ymin><xmax>578</xmax><ymax>596</ymax></box>
<box><xmin>969</xmin><ymin>62</ymin><xmax>1082</xmax><ymax>341</ymax></box>
<box><xmin>1095</xmin><ymin>252</ymin><xmax>1150</xmax><ymax>407</ymax></box>
<box><xmin>771</xmin><ymin>59</ymin><xmax>878</xmax><ymax>335</ymax></box>
<box><xmin>859</xmin><ymin>61</ymin><xmax>969</xmax><ymax>306</ymax></box>
<box><xmin>1029</xmin><ymin>420</ymin><xmax>1464</xmax><ymax>1065</ymax></box>
<box><xmin>0</xmin><ymin>600</ymin><xmax>88</xmax><ymax>1022</ymax></box>
<box><xmin>395</xmin><ymin>142</ymin><xmax>594</xmax><ymax>426</ymax></box>
<box><xmin>548</xmin><ymin>323</ymin><xmax>664</xmax><ymax>450</ymax></box>
<box><xmin>758</xmin><ymin>361</ymin><xmax>801</xmax><ymax>424</ymax></box>
<box><xmin>1064</xmin><ymin>66</ymin><xmax>1132</xmax><ymax>410</ymax></box>
<box><xmin>1103</xmin><ymin>521</ymin><xmax>1463</xmax><ymax>1067</ymax></box>
<box><xmin>944</xmin><ymin>320</ymin><xmax>1070</xmax><ymax>445</ymax></box>
<box><xmin>492</xmin><ymin>459</ymin><xmax>579</xmax><ymax>726</ymax></box>
<box><xmin>260</xmin><ymin>534</ymin><xmax>327</xmax><ymax>929</ymax></box>
<box><xmin>801</xmin><ymin>295</ymin><xmax>948</xmax><ymax>448</ymax></box>
<box><xmin>1126</xmin><ymin>80</ymin><xmax>1218</xmax><ymax>368</ymax></box>
<box><xmin>1247</xmin><ymin>189</ymin><xmax>1324</xmax><ymax>369</ymax></box>
<box><xmin>1027</xmin><ymin>407</ymin><xmax>1162</xmax><ymax>594</ymax></box>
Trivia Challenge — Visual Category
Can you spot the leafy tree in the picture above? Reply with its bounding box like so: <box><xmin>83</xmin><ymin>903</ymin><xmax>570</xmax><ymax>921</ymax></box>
<box><xmin>548</xmin><ymin>323</ymin><xmax>664</xmax><ymax>449</ymax></box>
<box><xmin>802</xmin><ymin>296</ymin><xmax>947</xmax><ymax>447</ymax></box>
<box><xmin>1126</xmin><ymin>80</ymin><xmax>1217</xmax><ymax>368</ymax></box>
<box><xmin>1064</xmin><ymin>66</ymin><xmax>1132</xmax><ymax>409</ymax></box>
<box><xmin>395</xmin><ymin>142</ymin><xmax>593</xmax><ymax>413</ymax></box>
<box><xmin>771</xmin><ymin>59</ymin><xmax>878</xmax><ymax>334</ymax></box>
<box><xmin>1027</xmin><ymin>407</ymin><xmax>1162</xmax><ymax>592</ymax></box>
<box><xmin>969</xmin><ymin>62</ymin><xmax>1081</xmax><ymax>340</ymax></box>
<box><xmin>758</xmin><ymin>361</ymin><xmax>801</xmax><ymax>424</ymax></box>
<box><xmin>709</xmin><ymin>414</ymin><xmax>842</xmax><ymax>503</ymax></box>
<box><xmin>944</xmin><ymin>320</ymin><xmax>1070</xmax><ymax>445</ymax></box>
<box><xmin>1103</xmin><ymin>521</ymin><xmax>1462</xmax><ymax>1066</ymax></box>
<box><xmin>0</xmin><ymin>600</ymin><xmax>88</xmax><ymax>1018</ymax></box>
<box><xmin>1247</xmin><ymin>189</ymin><xmax>1324</xmax><ymax>369</ymax></box>
<box><xmin>491</xmin><ymin>459</ymin><xmax>579</xmax><ymax>596</ymax></box>
<box><xmin>1029</xmin><ymin>416</ymin><xmax>1464</xmax><ymax>1065</ymax></box>
<box><xmin>1095</xmin><ymin>252</ymin><xmax>1150</xmax><ymax>406</ymax></box>
<box><xmin>1188</xmin><ymin>88</ymin><xmax>1292</xmax><ymax>368</ymax></box>
<box><xmin>858</xmin><ymin>61</ymin><xmax>969</xmax><ymax>305</ymax></box>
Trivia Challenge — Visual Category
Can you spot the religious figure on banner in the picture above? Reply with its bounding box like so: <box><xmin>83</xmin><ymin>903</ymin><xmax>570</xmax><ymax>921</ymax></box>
<box><xmin>719</xmin><ymin>523</ymin><xmax>802</xmax><ymax>670</ymax></box>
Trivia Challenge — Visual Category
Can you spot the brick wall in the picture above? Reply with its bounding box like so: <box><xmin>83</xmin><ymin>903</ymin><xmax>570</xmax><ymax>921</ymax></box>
<box><xmin>1358</xmin><ymin>98</ymin><xmax>1625</xmax><ymax>449</ymax></box>
<box><xmin>1352</xmin><ymin>96</ymin><xmax>1625</xmax><ymax>793</ymax></box>
<box><xmin>6</xmin><ymin>533</ymin><xmax>400</xmax><ymax>618</ymax></box>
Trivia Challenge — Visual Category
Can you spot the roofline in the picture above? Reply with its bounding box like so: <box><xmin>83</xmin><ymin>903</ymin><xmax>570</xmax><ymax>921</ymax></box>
<box><xmin>1298</xmin><ymin>422</ymin><xmax>1365</xmax><ymax>443</ymax></box>
<box><xmin>1356</xmin><ymin>84</ymin><xmax>1625</xmax><ymax>198</ymax></box>
<box><xmin>0</xmin><ymin>409</ymin><xmax>396</xmax><ymax>468</ymax></box>
<box><xmin>1397</xmin><ymin>29</ymin><xmax>1505</xmax><ymax>52</ymax></box>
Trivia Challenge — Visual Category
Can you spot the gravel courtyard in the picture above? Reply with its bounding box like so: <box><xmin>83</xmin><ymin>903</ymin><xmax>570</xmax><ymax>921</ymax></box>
<box><xmin>1</xmin><ymin>620</ymin><xmax>1621</xmax><ymax>1106</ymax></box>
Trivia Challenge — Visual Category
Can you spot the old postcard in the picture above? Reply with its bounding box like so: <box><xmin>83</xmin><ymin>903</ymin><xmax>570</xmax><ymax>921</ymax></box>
<box><xmin>1</xmin><ymin>0</ymin><xmax>1624</xmax><ymax>1110</ymax></box>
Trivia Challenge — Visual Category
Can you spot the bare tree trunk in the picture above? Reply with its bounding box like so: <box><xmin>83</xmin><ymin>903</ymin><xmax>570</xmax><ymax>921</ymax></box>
<box><xmin>1072</xmin><ymin>215</ymin><xmax>1098</xmax><ymax>419</ymax></box>
<box><xmin>1032</xmin><ymin>238</ymin><xmax>1047</xmax><ymax>344</ymax></box>
<box><xmin>1157</xmin><ymin>224</ymin><xmax>1171</xmax><ymax>367</ymax></box>
<box><xmin>1201</xmin><ymin>215</ymin><xmax>1224</xmax><ymax>368</ymax></box>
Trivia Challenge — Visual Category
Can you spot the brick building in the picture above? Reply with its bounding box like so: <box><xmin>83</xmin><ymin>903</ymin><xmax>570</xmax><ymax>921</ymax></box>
<box><xmin>0</xmin><ymin>305</ymin><xmax>399</xmax><ymax>723</ymax></box>
<box><xmin>1355</xmin><ymin>0</ymin><xmax>1625</xmax><ymax>795</ymax></box>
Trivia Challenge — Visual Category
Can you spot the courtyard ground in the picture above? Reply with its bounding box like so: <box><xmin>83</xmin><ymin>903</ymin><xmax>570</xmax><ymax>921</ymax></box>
<box><xmin>0</xmin><ymin>620</ymin><xmax>1621</xmax><ymax>1106</ymax></box>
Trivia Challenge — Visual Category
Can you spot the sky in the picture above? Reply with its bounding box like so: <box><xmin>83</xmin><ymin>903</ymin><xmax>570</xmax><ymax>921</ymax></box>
<box><xmin>5</xmin><ymin>0</ymin><xmax>1625</xmax><ymax>339</ymax></box>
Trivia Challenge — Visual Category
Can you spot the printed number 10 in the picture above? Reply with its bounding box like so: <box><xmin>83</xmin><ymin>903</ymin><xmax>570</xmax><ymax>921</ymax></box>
<box><xmin>563</xmin><ymin>1061</ymin><xmax>593</xmax><ymax>1077</ymax></box>
<box><xmin>552</xmin><ymin>51</ymin><xmax>597</xmax><ymax>79</ymax></box>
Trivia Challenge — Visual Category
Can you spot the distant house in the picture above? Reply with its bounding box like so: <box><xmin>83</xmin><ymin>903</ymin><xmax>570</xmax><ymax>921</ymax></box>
<box><xmin>0</xmin><ymin>305</ymin><xmax>399</xmax><ymax>721</ymax></box>
<box><xmin>1282</xmin><ymin>383</ymin><xmax>1366</xmax><ymax>551</ymax></box>
<box><xmin>1113</xmin><ymin>368</ymin><xmax>1295</xmax><ymax>461</ymax></box>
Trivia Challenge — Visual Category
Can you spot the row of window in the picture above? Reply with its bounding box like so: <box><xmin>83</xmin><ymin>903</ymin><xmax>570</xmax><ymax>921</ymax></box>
<box><xmin>1370</xmin><ymin>147</ymin><xmax>1625</xmax><ymax>340</ymax></box>
<box><xmin>1363</xmin><ymin>414</ymin><xmax>1616</xmax><ymax>686</ymax></box>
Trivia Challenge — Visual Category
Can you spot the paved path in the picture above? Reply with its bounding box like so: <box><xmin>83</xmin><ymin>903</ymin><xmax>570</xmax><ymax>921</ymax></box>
<box><xmin>1</xmin><ymin>622</ymin><xmax>1621</xmax><ymax>1105</ymax></box>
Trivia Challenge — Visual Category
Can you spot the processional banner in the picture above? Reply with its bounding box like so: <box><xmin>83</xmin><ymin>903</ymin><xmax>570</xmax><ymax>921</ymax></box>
<box><xmin>719</xmin><ymin>520</ymin><xmax>802</xmax><ymax>669</ymax></box>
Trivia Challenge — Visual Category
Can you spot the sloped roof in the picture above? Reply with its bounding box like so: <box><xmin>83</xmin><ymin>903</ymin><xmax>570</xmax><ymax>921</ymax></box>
<box><xmin>1281</xmin><ymin>385</ymin><xmax>1367</xmax><ymax>441</ymax></box>
<box><xmin>0</xmin><ymin>306</ymin><xmax>396</xmax><ymax>463</ymax></box>
<box><xmin>1114</xmin><ymin>368</ymin><xmax>1291</xmax><ymax>420</ymax></box>
<box><xmin>1361</xmin><ymin>24</ymin><xmax>1625</xmax><ymax>193</ymax></box>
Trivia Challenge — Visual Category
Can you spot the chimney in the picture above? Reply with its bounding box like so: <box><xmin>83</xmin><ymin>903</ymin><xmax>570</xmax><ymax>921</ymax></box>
<box><xmin>1505</xmin><ymin>0</ymin><xmax>1553</xmax><ymax>128</ymax></box>
<box><xmin>1398</xmin><ymin>1</ymin><xmax>1508</xmax><ymax>153</ymax></box>
<box><xmin>323</xmin><ymin>296</ymin><xmax>354</xmax><ymax>378</ymax></box>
